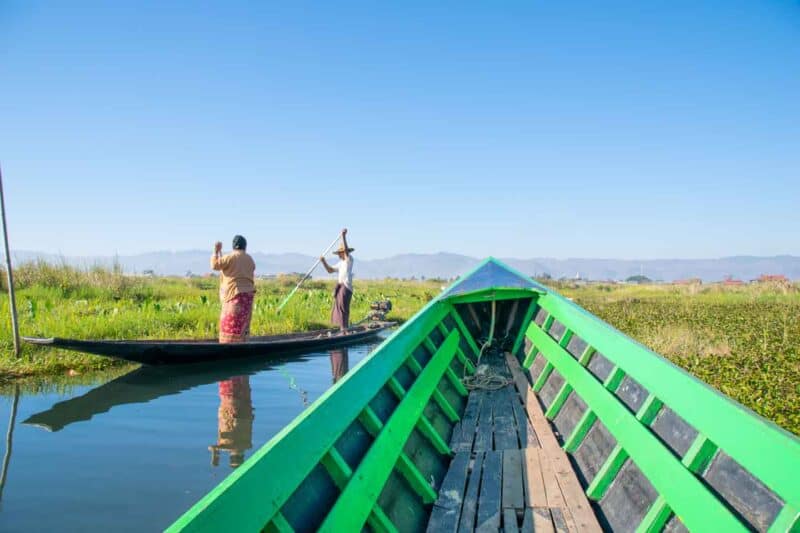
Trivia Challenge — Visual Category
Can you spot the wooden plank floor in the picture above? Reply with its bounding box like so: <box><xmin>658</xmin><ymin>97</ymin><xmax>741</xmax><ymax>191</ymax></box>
<box><xmin>427</xmin><ymin>353</ymin><xmax>602</xmax><ymax>533</ymax></box>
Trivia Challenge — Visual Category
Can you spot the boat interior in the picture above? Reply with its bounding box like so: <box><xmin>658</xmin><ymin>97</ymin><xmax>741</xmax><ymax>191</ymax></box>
<box><xmin>168</xmin><ymin>259</ymin><xmax>799</xmax><ymax>533</ymax></box>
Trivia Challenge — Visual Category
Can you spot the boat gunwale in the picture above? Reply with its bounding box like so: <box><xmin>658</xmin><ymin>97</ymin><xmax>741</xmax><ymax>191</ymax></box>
<box><xmin>166</xmin><ymin>296</ymin><xmax>452</xmax><ymax>532</ymax></box>
<box><xmin>530</xmin><ymin>291</ymin><xmax>800</xmax><ymax>514</ymax></box>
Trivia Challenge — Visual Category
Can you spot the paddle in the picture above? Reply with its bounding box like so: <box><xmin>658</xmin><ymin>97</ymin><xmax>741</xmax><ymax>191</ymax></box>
<box><xmin>276</xmin><ymin>234</ymin><xmax>341</xmax><ymax>313</ymax></box>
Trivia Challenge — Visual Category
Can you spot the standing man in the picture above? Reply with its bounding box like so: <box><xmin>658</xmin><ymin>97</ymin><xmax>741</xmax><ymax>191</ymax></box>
<box><xmin>320</xmin><ymin>228</ymin><xmax>354</xmax><ymax>332</ymax></box>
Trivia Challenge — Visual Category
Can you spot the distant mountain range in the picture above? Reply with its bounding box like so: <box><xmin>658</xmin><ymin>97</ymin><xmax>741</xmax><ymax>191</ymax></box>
<box><xmin>9</xmin><ymin>250</ymin><xmax>800</xmax><ymax>282</ymax></box>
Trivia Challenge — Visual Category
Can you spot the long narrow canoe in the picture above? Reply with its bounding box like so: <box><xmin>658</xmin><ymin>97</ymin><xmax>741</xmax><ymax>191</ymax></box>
<box><xmin>22</xmin><ymin>322</ymin><xmax>394</xmax><ymax>365</ymax></box>
<box><xmin>168</xmin><ymin>258</ymin><xmax>800</xmax><ymax>532</ymax></box>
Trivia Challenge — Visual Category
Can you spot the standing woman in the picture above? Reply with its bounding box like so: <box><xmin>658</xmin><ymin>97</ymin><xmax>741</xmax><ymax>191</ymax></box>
<box><xmin>211</xmin><ymin>235</ymin><xmax>256</xmax><ymax>343</ymax></box>
<box><xmin>320</xmin><ymin>228</ymin><xmax>354</xmax><ymax>332</ymax></box>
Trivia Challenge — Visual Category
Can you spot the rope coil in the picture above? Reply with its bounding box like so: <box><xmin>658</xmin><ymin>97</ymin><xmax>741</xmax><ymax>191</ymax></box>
<box><xmin>462</xmin><ymin>300</ymin><xmax>512</xmax><ymax>391</ymax></box>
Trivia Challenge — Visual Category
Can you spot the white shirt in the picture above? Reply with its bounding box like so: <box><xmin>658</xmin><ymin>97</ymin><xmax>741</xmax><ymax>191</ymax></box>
<box><xmin>336</xmin><ymin>256</ymin><xmax>354</xmax><ymax>291</ymax></box>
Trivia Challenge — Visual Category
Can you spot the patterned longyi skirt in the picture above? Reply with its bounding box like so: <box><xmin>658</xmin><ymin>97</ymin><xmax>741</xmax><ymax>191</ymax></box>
<box><xmin>219</xmin><ymin>292</ymin><xmax>255</xmax><ymax>343</ymax></box>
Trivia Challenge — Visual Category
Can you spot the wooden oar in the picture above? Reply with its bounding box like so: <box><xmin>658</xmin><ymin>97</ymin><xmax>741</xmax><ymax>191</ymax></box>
<box><xmin>276</xmin><ymin>235</ymin><xmax>341</xmax><ymax>313</ymax></box>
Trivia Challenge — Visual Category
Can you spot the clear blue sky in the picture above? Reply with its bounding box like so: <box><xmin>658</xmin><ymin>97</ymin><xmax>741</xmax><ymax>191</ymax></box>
<box><xmin>1</xmin><ymin>1</ymin><xmax>798</xmax><ymax>260</ymax></box>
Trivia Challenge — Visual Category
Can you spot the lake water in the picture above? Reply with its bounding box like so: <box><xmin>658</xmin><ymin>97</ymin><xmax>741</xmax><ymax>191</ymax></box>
<box><xmin>0</xmin><ymin>338</ymin><xmax>384</xmax><ymax>532</ymax></box>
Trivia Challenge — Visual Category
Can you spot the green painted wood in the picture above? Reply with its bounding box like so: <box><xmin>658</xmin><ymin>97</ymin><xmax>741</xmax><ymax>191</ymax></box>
<box><xmin>544</xmin><ymin>384</ymin><xmax>574</xmax><ymax>420</ymax></box>
<box><xmin>396</xmin><ymin>453</ymin><xmax>438</xmax><ymax>504</ymax></box>
<box><xmin>577</xmin><ymin>345</ymin><xmax>595</xmax><ymax>365</ymax></box>
<box><xmin>542</xmin><ymin>314</ymin><xmax>554</xmax><ymax>333</ymax></box>
<box><xmin>424</xmin><ymin>337</ymin><xmax>469</xmax><ymax>397</ymax></box>
<box><xmin>320</xmin><ymin>448</ymin><xmax>353</xmax><ymax>488</ymax></box>
<box><xmin>443</xmin><ymin>288</ymin><xmax>543</xmax><ymax>306</ymax></box>
<box><xmin>635</xmin><ymin>496</ymin><xmax>671</xmax><ymax>533</ymax></box>
<box><xmin>264</xmin><ymin>512</ymin><xmax>294</xmax><ymax>533</ymax></box>
<box><xmin>167</xmin><ymin>301</ymin><xmax>450</xmax><ymax>533</ymax></box>
<box><xmin>367</xmin><ymin>505</ymin><xmax>400</xmax><ymax>533</ymax></box>
<box><xmin>563</xmin><ymin>411</ymin><xmax>597</xmax><ymax>454</ymax></box>
<box><xmin>604</xmin><ymin>366</ymin><xmax>625</xmax><ymax>392</ymax></box>
<box><xmin>405</xmin><ymin>359</ymin><xmax>462</xmax><ymax>425</ymax></box>
<box><xmin>527</xmin><ymin>324</ymin><xmax>748</xmax><ymax>532</ymax></box>
<box><xmin>522</xmin><ymin>347</ymin><xmax>539</xmax><ymax>368</ymax></box>
<box><xmin>388</xmin><ymin>372</ymin><xmax>459</xmax><ymax>427</ymax></box>
<box><xmin>636</xmin><ymin>395</ymin><xmax>663</xmax><ymax>426</ymax></box>
<box><xmin>512</xmin><ymin>299</ymin><xmax>538</xmax><ymax>356</ymax></box>
<box><xmin>322</xmin><ymin>445</ymin><xmax>403</xmax><ymax>532</ymax></box>
<box><xmin>445</xmin><ymin>366</ymin><xmax>469</xmax><ymax>397</ymax></box>
<box><xmin>360</xmin><ymin>406</ymin><xmax>384</xmax><ymax>435</ymax></box>
<box><xmin>532</xmin><ymin>362</ymin><xmax>553</xmax><ymax>393</ymax></box>
<box><xmin>318</xmin><ymin>330</ymin><xmax>461</xmax><ymax>532</ymax></box>
<box><xmin>537</xmin><ymin>293</ymin><xmax>800</xmax><ymax>512</ymax></box>
<box><xmin>585</xmin><ymin>444</ymin><xmax>628</xmax><ymax>500</ymax></box>
<box><xmin>447</xmin><ymin>305</ymin><xmax>481</xmax><ymax>357</ymax></box>
<box><xmin>767</xmin><ymin>505</ymin><xmax>798</xmax><ymax>533</ymax></box>
<box><xmin>360</xmin><ymin>403</ymin><xmax>451</xmax><ymax>491</ymax></box>
<box><xmin>416</xmin><ymin>416</ymin><xmax>452</xmax><ymax>456</ymax></box>
<box><xmin>384</xmin><ymin>374</ymin><xmax>453</xmax><ymax>455</ymax></box>
<box><xmin>437</xmin><ymin>322</ymin><xmax>476</xmax><ymax>374</ymax></box>
<box><xmin>543</xmin><ymin>330</ymin><xmax>578</xmax><ymax>419</ymax></box>
<box><xmin>681</xmin><ymin>435</ymin><xmax>718</xmax><ymax>474</ymax></box>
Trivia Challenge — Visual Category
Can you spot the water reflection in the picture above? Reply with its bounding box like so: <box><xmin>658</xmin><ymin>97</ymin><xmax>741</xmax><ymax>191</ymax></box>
<box><xmin>329</xmin><ymin>348</ymin><xmax>349</xmax><ymax>384</ymax></box>
<box><xmin>1</xmin><ymin>339</ymin><xmax>388</xmax><ymax>532</ymax></box>
<box><xmin>22</xmin><ymin>359</ymin><xmax>277</xmax><ymax>432</ymax></box>
<box><xmin>209</xmin><ymin>376</ymin><xmax>253</xmax><ymax>468</ymax></box>
<box><xmin>0</xmin><ymin>385</ymin><xmax>20</xmax><ymax>502</ymax></box>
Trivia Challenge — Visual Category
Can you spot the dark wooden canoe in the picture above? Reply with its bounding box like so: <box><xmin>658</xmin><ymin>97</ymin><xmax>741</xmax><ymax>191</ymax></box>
<box><xmin>22</xmin><ymin>321</ymin><xmax>395</xmax><ymax>365</ymax></box>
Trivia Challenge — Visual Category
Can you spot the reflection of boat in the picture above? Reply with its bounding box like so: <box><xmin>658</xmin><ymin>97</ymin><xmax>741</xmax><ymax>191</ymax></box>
<box><xmin>22</xmin><ymin>322</ymin><xmax>395</xmax><ymax>365</ymax></box>
<box><xmin>210</xmin><ymin>376</ymin><xmax>254</xmax><ymax>468</ymax></box>
<box><xmin>23</xmin><ymin>358</ymin><xmax>280</xmax><ymax>432</ymax></box>
<box><xmin>168</xmin><ymin>258</ymin><xmax>800</xmax><ymax>533</ymax></box>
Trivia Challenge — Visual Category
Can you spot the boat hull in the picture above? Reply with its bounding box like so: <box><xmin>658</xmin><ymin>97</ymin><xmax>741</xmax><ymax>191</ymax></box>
<box><xmin>22</xmin><ymin>322</ymin><xmax>395</xmax><ymax>365</ymax></box>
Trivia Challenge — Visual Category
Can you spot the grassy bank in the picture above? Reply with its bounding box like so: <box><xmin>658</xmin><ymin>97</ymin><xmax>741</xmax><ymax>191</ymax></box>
<box><xmin>0</xmin><ymin>262</ymin><xmax>442</xmax><ymax>378</ymax></box>
<box><xmin>1</xmin><ymin>263</ymin><xmax>798</xmax><ymax>434</ymax></box>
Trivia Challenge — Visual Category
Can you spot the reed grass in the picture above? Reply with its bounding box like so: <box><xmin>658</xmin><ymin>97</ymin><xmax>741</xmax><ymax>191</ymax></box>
<box><xmin>0</xmin><ymin>262</ymin><xmax>441</xmax><ymax>379</ymax></box>
<box><xmin>0</xmin><ymin>263</ymin><xmax>797</xmax><ymax>434</ymax></box>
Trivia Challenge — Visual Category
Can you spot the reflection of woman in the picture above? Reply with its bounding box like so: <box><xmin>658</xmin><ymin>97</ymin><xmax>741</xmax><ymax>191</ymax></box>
<box><xmin>209</xmin><ymin>376</ymin><xmax>254</xmax><ymax>468</ymax></box>
<box><xmin>329</xmin><ymin>348</ymin><xmax>349</xmax><ymax>384</ymax></box>
<box><xmin>211</xmin><ymin>235</ymin><xmax>256</xmax><ymax>343</ymax></box>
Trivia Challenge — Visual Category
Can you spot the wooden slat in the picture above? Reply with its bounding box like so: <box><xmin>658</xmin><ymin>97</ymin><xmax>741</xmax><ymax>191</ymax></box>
<box><xmin>539</xmin><ymin>444</ymin><xmax>567</xmax><ymax>510</ymax></box>
<box><xmin>458</xmin><ymin>452</ymin><xmax>484</xmax><ymax>533</ymax></box>
<box><xmin>504</xmin><ymin>508</ymin><xmax>520</xmax><ymax>533</ymax></box>
<box><xmin>474</xmin><ymin>391</ymin><xmax>494</xmax><ymax>452</ymax></box>
<box><xmin>521</xmin><ymin>508</ymin><xmax>534</xmax><ymax>533</ymax></box>
<box><xmin>495</xmin><ymin>387</ymin><xmax>522</xmax><ymax>450</ymax></box>
<box><xmin>512</xmin><ymin>394</ymin><xmax>540</xmax><ymax>448</ymax></box>
<box><xmin>502</xmin><ymin>449</ymin><xmax>525</xmax><ymax>510</ymax></box>
<box><xmin>550</xmin><ymin>507</ymin><xmax>570</xmax><ymax>533</ymax></box>
<box><xmin>532</xmin><ymin>507</ymin><xmax>556</xmax><ymax>533</ymax></box>
<box><xmin>522</xmin><ymin>447</ymin><xmax>548</xmax><ymax>508</ymax></box>
<box><xmin>476</xmin><ymin>450</ymin><xmax>503</xmax><ymax>531</ymax></box>
<box><xmin>494</xmin><ymin>413</ymin><xmax>519</xmax><ymax>450</ymax></box>
<box><xmin>453</xmin><ymin>393</ymin><xmax>481</xmax><ymax>453</ymax></box>
<box><xmin>506</xmin><ymin>353</ymin><xmax>603</xmax><ymax>533</ymax></box>
<box><xmin>546</xmin><ymin>446</ymin><xmax>601</xmax><ymax>532</ymax></box>
<box><xmin>427</xmin><ymin>452</ymin><xmax>471</xmax><ymax>533</ymax></box>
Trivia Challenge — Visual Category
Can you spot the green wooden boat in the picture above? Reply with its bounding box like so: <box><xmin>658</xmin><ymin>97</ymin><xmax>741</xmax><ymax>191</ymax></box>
<box><xmin>167</xmin><ymin>258</ymin><xmax>800</xmax><ymax>532</ymax></box>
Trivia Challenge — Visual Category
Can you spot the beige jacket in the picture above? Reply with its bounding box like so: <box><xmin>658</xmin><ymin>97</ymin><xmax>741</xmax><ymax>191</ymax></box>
<box><xmin>211</xmin><ymin>250</ymin><xmax>256</xmax><ymax>302</ymax></box>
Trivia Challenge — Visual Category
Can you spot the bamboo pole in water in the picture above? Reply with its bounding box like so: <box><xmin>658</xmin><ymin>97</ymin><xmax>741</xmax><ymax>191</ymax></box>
<box><xmin>0</xmin><ymin>165</ymin><xmax>20</xmax><ymax>356</ymax></box>
<box><xmin>0</xmin><ymin>384</ymin><xmax>20</xmax><ymax>501</ymax></box>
